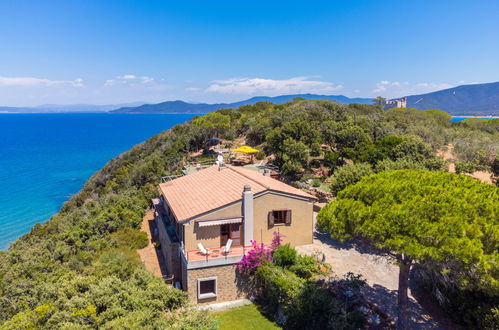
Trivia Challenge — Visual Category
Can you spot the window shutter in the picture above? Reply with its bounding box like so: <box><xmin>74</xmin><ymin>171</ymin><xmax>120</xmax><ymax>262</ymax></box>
<box><xmin>285</xmin><ymin>210</ymin><xmax>292</xmax><ymax>225</ymax></box>
<box><xmin>268</xmin><ymin>211</ymin><xmax>274</xmax><ymax>227</ymax></box>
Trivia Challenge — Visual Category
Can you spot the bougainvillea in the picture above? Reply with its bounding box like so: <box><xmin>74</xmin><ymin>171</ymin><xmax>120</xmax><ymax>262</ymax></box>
<box><xmin>236</xmin><ymin>232</ymin><xmax>283</xmax><ymax>274</ymax></box>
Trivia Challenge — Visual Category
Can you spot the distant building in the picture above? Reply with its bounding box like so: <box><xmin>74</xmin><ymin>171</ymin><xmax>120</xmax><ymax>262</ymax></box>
<box><xmin>385</xmin><ymin>97</ymin><xmax>407</xmax><ymax>109</ymax></box>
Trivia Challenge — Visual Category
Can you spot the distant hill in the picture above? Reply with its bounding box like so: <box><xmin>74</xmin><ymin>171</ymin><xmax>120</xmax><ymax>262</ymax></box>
<box><xmin>111</xmin><ymin>94</ymin><xmax>373</xmax><ymax>114</ymax></box>
<box><xmin>0</xmin><ymin>102</ymin><xmax>145</xmax><ymax>113</ymax></box>
<box><xmin>405</xmin><ymin>82</ymin><xmax>499</xmax><ymax>116</ymax></box>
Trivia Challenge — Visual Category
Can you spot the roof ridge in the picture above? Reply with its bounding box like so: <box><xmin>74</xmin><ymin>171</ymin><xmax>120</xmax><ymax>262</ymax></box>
<box><xmin>227</xmin><ymin>165</ymin><xmax>270</xmax><ymax>190</ymax></box>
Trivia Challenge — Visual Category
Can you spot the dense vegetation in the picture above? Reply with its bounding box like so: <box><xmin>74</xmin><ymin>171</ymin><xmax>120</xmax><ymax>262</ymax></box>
<box><xmin>0</xmin><ymin>124</ymin><xmax>215</xmax><ymax>328</ymax></box>
<box><xmin>317</xmin><ymin>171</ymin><xmax>498</xmax><ymax>329</ymax></box>
<box><xmin>0</xmin><ymin>98</ymin><xmax>497</xmax><ymax>328</ymax></box>
<box><xmin>251</xmin><ymin>243</ymin><xmax>366</xmax><ymax>330</ymax></box>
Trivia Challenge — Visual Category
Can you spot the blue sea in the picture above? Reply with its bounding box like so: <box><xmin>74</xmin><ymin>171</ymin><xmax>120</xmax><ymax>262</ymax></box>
<box><xmin>0</xmin><ymin>113</ymin><xmax>196</xmax><ymax>249</ymax></box>
<box><xmin>451</xmin><ymin>116</ymin><xmax>495</xmax><ymax>122</ymax></box>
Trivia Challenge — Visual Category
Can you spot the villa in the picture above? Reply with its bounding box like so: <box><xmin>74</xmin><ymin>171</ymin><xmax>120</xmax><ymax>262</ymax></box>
<box><xmin>153</xmin><ymin>163</ymin><xmax>316</xmax><ymax>304</ymax></box>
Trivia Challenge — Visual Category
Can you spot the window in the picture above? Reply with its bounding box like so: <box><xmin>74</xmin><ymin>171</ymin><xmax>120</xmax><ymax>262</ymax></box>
<box><xmin>268</xmin><ymin>210</ymin><xmax>292</xmax><ymax>226</ymax></box>
<box><xmin>198</xmin><ymin>277</ymin><xmax>217</xmax><ymax>299</ymax></box>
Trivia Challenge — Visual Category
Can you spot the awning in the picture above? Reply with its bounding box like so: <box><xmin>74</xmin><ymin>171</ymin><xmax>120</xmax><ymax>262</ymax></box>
<box><xmin>197</xmin><ymin>217</ymin><xmax>242</xmax><ymax>227</ymax></box>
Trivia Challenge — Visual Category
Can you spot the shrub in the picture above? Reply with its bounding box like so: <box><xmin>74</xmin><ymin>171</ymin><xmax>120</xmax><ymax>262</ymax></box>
<box><xmin>256</xmin><ymin>263</ymin><xmax>365</xmax><ymax>329</ymax></box>
<box><xmin>330</xmin><ymin>163</ymin><xmax>373</xmax><ymax>195</ymax></box>
<box><xmin>289</xmin><ymin>254</ymin><xmax>321</xmax><ymax>279</ymax></box>
<box><xmin>455</xmin><ymin>161</ymin><xmax>478</xmax><ymax>174</ymax></box>
<box><xmin>312</xmin><ymin>178</ymin><xmax>321</xmax><ymax>187</ymax></box>
<box><xmin>109</xmin><ymin>228</ymin><xmax>148</xmax><ymax>250</ymax></box>
<box><xmin>236</xmin><ymin>241</ymin><xmax>272</xmax><ymax>275</ymax></box>
<box><xmin>323</xmin><ymin>149</ymin><xmax>341</xmax><ymax>170</ymax></box>
<box><xmin>255</xmin><ymin>151</ymin><xmax>265</xmax><ymax>160</ymax></box>
<box><xmin>238</xmin><ymin>232</ymin><xmax>282</xmax><ymax>274</ymax></box>
<box><xmin>273</xmin><ymin>244</ymin><xmax>297</xmax><ymax>267</ymax></box>
<box><xmin>255</xmin><ymin>262</ymin><xmax>305</xmax><ymax>312</ymax></box>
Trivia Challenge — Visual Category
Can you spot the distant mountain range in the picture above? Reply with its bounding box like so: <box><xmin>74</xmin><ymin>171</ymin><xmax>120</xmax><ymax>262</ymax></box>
<box><xmin>0</xmin><ymin>102</ymin><xmax>145</xmax><ymax>113</ymax></box>
<box><xmin>110</xmin><ymin>94</ymin><xmax>373</xmax><ymax>114</ymax></box>
<box><xmin>405</xmin><ymin>81</ymin><xmax>499</xmax><ymax>115</ymax></box>
<box><xmin>111</xmin><ymin>82</ymin><xmax>499</xmax><ymax>116</ymax></box>
<box><xmin>1</xmin><ymin>82</ymin><xmax>498</xmax><ymax>116</ymax></box>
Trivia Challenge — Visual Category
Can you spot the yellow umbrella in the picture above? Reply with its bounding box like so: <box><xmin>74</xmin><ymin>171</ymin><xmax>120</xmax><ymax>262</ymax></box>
<box><xmin>232</xmin><ymin>145</ymin><xmax>259</xmax><ymax>153</ymax></box>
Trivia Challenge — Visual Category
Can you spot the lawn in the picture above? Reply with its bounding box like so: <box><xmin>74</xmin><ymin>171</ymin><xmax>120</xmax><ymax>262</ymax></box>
<box><xmin>213</xmin><ymin>304</ymin><xmax>280</xmax><ymax>330</ymax></box>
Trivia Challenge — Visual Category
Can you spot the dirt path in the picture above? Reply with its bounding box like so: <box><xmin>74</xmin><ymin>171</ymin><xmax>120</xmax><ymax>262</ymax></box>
<box><xmin>296</xmin><ymin>214</ymin><xmax>461</xmax><ymax>329</ymax></box>
<box><xmin>437</xmin><ymin>144</ymin><xmax>455</xmax><ymax>173</ymax></box>
<box><xmin>438</xmin><ymin>144</ymin><xmax>493</xmax><ymax>184</ymax></box>
<box><xmin>137</xmin><ymin>210</ymin><xmax>168</xmax><ymax>277</ymax></box>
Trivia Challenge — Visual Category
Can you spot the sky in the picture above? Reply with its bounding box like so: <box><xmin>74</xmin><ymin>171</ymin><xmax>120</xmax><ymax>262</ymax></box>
<box><xmin>0</xmin><ymin>0</ymin><xmax>498</xmax><ymax>107</ymax></box>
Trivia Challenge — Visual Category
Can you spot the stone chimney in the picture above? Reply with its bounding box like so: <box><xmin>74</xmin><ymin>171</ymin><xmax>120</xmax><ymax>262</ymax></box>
<box><xmin>242</xmin><ymin>185</ymin><xmax>254</xmax><ymax>246</ymax></box>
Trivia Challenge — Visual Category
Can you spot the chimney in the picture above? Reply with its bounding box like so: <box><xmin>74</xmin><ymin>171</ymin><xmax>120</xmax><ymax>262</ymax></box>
<box><xmin>242</xmin><ymin>185</ymin><xmax>254</xmax><ymax>246</ymax></box>
<box><xmin>217</xmin><ymin>151</ymin><xmax>226</xmax><ymax>170</ymax></box>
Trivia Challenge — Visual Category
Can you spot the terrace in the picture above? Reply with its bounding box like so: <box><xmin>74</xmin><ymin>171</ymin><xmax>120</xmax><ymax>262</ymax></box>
<box><xmin>181</xmin><ymin>244</ymin><xmax>252</xmax><ymax>269</ymax></box>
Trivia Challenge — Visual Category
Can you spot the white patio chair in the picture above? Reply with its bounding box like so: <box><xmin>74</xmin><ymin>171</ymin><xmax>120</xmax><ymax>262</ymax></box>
<box><xmin>197</xmin><ymin>243</ymin><xmax>210</xmax><ymax>255</ymax></box>
<box><xmin>222</xmin><ymin>239</ymin><xmax>233</xmax><ymax>254</ymax></box>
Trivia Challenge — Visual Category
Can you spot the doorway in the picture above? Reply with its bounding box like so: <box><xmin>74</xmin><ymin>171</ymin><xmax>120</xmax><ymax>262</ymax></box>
<box><xmin>220</xmin><ymin>223</ymin><xmax>241</xmax><ymax>247</ymax></box>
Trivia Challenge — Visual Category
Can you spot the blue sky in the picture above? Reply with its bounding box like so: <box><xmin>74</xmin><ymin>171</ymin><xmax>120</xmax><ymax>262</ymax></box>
<box><xmin>0</xmin><ymin>0</ymin><xmax>498</xmax><ymax>106</ymax></box>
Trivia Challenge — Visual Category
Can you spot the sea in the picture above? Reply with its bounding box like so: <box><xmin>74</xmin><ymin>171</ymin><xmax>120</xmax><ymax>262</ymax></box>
<box><xmin>0</xmin><ymin>113</ymin><xmax>197</xmax><ymax>250</ymax></box>
<box><xmin>451</xmin><ymin>116</ymin><xmax>495</xmax><ymax>122</ymax></box>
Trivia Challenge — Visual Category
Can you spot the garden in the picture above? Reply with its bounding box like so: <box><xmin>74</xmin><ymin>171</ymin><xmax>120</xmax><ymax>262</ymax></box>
<box><xmin>235</xmin><ymin>233</ymin><xmax>392</xmax><ymax>329</ymax></box>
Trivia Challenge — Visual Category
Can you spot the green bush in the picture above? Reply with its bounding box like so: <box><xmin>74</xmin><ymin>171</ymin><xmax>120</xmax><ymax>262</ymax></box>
<box><xmin>330</xmin><ymin>163</ymin><xmax>373</xmax><ymax>195</ymax></box>
<box><xmin>312</xmin><ymin>178</ymin><xmax>321</xmax><ymax>187</ymax></box>
<box><xmin>455</xmin><ymin>161</ymin><xmax>478</xmax><ymax>174</ymax></box>
<box><xmin>289</xmin><ymin>254</ymin><xmax>321</xmax><ymax>279</ymax></box>
<box><xmin>323</xmin><ymin>149</ymin><xmax>341</xmax><ymax>170</ymax></box>
<box><xmin>255</xmin><ymin>262</ymin><xmax>305</xmax><ymax>312</ymax></box>
<box><xmin>256</xmin><ymin>263</ymin><xmax>364</xmax><ymax>329</ymax></box>
<box><xmin>109</xmin><ymin>228</ymin><xmax>148</xmax><ymax>250</ymax></box>
<box><xmin>273</xmin><ymin>244</ymin><xmax>297</xmax><ymax>267</ymax></box>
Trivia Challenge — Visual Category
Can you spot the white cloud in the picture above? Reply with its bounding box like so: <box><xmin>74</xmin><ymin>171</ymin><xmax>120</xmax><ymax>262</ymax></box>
<box><xmin>104</xmin><ymin>74</ymin><xmax>154</xmax><ymax>86</ymax></box>
<box><xmin>372</xmin><ymin>81</ymin><xmax>455</xmax><ymax>98</ymax></box>
<box><xmin>0</xmin><ymin>76</ymin><xmax>84</xmax><ymax>87</ymax></box>
<box><xmin>185</xmin><ymin>87</ymin><xmax>201</xmax><ymax>92</ymax></box>
<box><xmin>206</xmin><ymin>77</ymin><xmax>343</xmax><ymax>96</ymax></box>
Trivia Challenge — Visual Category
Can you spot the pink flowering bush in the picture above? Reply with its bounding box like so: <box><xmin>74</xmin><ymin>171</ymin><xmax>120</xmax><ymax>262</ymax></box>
<box><xmin>270</xmin><ymin>231</ymin><xmax>283</xmax><ymax>250</ymax></box>
<box><xmin>236</xmin><ymin>232</ymin><xmax>283</xmax><ymax>274</ymax></box>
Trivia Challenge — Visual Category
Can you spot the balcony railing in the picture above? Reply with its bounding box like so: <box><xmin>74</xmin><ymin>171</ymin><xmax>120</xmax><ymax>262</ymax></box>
<box><xmin>180</xmin><ymin>244</ymin><xmax>251</xmax><ymax>269</ymax></box>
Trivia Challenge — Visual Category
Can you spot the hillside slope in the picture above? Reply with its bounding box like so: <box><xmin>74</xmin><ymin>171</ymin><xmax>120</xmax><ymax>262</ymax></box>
<box><xmin>406</xmin><ymin>81</ymin><xmax>499</xmax><ymax>115</ymax></box>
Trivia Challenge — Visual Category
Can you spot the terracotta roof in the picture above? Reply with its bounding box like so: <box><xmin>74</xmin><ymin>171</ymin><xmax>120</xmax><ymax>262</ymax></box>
<box><xmin>159</xmin><ymin>165</ymin><xmax>315</xmax><ymax>222</ymax></box>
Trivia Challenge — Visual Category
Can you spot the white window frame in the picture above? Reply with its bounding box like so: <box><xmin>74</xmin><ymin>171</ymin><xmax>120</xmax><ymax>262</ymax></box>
<box><xmin>197</xmin><ymin>276</ymin><xmax>218</xmax><ymax>299</ymax></box>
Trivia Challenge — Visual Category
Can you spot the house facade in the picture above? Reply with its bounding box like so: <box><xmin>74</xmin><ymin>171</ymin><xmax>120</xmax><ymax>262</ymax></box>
<box><xmin>153</xmin><ymin>164</ymin><xmax>316</xmax><ymax>304</ymax></box>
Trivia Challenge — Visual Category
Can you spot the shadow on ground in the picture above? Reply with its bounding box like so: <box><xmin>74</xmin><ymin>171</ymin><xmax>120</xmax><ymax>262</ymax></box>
<box><xmin>147</xmin><ymin>218</ymin><xmax>170</xmax><ymax>277</ymax></box>
<box><xmin>313</xmin><ymin>229</ymin><xmax>462</xmax><ymax>330</ymax></box>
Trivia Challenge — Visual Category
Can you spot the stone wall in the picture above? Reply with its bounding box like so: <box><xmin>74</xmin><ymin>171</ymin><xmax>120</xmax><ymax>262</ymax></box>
<box><xmin>186</xmin><ymin>264</ymin><xmax>249</xmax><ymax>304</ymax></box>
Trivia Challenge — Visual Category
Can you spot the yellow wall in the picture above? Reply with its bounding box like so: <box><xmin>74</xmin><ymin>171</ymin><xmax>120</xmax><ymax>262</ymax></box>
<box><xmin>182</xmin><ymin>193</ymin><xmax>313</xmax><ymax>251</ymax></box>
<box><xmin>183</xmin><ymin>202</ymin><xmax>242</xmax><ymax>251</ymax></box>
<box><xmin>253</xmin><ymin>193</ymin><xmax>314</xmax><ymax>246</ymax></box>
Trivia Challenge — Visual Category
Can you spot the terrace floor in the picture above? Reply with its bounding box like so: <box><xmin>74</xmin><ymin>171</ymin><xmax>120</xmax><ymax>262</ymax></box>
<box><xmin>186</xmin><ymin>245</ymin><xmax>251</xmax><ymax>262</ymax></box>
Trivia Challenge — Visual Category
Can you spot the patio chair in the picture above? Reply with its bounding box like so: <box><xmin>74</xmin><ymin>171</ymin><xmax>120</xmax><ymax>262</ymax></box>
<box><xmin>222</xmin><ymin>239</ymin><xmax>233</xmax><ymax>254</ymax></box>
<box><xmin>197</xmin><ymin>243</ymin><xmax>210</xmax><ymax>255</ymax></box>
